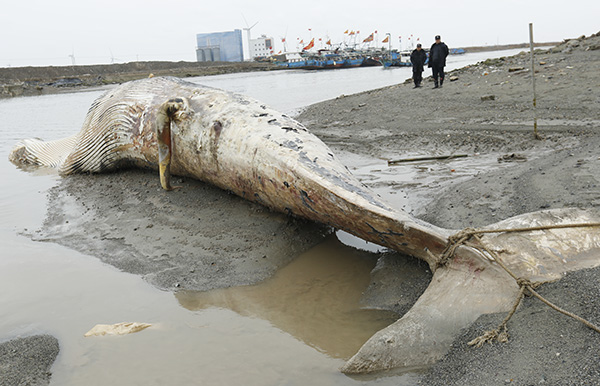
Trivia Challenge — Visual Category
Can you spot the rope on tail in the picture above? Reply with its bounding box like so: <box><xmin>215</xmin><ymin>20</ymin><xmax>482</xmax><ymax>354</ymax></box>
<box><xmin>425</xmin><ymin>222</ymin><xmax>600</xmax><ymax>347</ymax></box>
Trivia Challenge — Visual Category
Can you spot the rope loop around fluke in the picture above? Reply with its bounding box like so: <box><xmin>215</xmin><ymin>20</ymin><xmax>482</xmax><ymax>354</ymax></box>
<box><xmin>430</xmin><ymin>222</ymin><xmax>600</xmax><ymax>347</ymax></box>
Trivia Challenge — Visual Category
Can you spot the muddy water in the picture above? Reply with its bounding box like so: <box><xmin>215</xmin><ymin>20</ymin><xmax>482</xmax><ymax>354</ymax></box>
<box><xmin>177</xmin><ymin>236</ymin><xmax>399</xmax><ymax>360</ymax></box>
<box><xmin>1</xmin><ymin>49</ymin><xmax>524</xmax><ymax>385</ymax></box>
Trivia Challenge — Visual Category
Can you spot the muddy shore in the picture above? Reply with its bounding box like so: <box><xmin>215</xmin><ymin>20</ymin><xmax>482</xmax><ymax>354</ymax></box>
<box><xmin>5</xmin><ymin>32</ymin><xmax>600</xmax><ymax>385</ymax></box>
<box><xmin>0</xmin><ymin>335</ymin><xmax>58</xmax><ymax>386</ymax></box>
<box><xmin>0</xmin><ymin>61</ymin><xmax>280</xmax><ymax>98</ymax></box>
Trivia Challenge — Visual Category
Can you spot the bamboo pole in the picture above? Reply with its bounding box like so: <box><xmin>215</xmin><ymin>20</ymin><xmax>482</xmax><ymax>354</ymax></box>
<box><xmin>529</xmin><ymin>23</ymin><xmax>542</xmax><ymax>140</ymax></box>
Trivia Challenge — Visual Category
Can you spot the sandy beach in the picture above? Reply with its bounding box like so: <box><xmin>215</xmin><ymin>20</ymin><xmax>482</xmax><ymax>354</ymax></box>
<box><xmin>2</xmin><ymin>32</ymin><xmax>599</xmax><ymax>385</ymax></box>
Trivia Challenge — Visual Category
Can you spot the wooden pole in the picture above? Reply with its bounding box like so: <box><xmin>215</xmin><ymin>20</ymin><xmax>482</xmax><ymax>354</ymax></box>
<box><xmin>388</xmin><ymin>154</ymin><xmax>468</xmax><ymax>165</ymax></box>
<box><xmin>529</xmin><ymin>23</ymin><xmax>541</xmax><ymax>140</ymax></box>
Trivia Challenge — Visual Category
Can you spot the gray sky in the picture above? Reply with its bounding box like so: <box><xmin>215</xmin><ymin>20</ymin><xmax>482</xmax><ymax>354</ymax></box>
<box><xmin>2</xmin><ymin>0</ymin><xmax>598</xmax><ymax>67</ymax></box>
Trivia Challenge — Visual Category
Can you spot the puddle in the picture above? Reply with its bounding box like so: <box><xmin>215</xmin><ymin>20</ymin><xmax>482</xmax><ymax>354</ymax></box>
<box><xmin>177</xmin><ymin>235</ymin><xmax>399</xmax><ymax>360</ymax></box>
<box><xmin>335</xmin><ymin>230</ymin><xmax>386</xmax><ymax>253</ymax></box>
<box><xmin>336</xmin><ymin>149</ymin><xmax>551</xmax><ymax>216</ymax></box>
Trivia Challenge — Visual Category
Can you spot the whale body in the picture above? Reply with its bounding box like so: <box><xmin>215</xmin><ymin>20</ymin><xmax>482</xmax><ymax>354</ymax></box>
<box><xmin>10</xmin><ymin>76</ymin><xmax>600</xmax><ymax>373</ymax></box>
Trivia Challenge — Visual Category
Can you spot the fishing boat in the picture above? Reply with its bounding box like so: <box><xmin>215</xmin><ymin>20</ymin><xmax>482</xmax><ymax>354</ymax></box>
<box><xmin>381</xmin><ymin>51</ymin><xmax>412</xmax><ymax>67</ymax></box>
<box><xmin>450</xmin><ymin>48</ymin><xmax>466</xmax><ymax>55</ymax></box>
<box><xmin>273</xmin><ymin>48</ymin><xmax>384</xmax><ymax>70</ymax></box>
<box><xmin>362</xmin><ymin>55</ymin><xmax>384</xmax><ymax>67</ymax></box>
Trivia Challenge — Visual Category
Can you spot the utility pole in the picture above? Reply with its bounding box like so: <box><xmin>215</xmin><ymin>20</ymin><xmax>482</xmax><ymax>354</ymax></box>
<box><xmin>529</xmin><ymin>23</ymin><xmax>541</xmax><ymax>140</ymax></box>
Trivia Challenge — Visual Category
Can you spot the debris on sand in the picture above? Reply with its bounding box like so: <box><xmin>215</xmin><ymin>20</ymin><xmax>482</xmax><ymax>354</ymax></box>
<box><xmin>497</xmin><ymin>153</ymin><xmax>527</xmax><ymax>163</ymax></box>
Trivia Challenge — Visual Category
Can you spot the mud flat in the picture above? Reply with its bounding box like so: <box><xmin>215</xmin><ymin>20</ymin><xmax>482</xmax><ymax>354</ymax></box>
<box><xmin>5</xmin><ymin>32</ymin><xmax>600</xmax><ymax>384</ymax></box>
<box><xmin>0</xmin><ymin>335</ymin><xmax>59</xmax><ymax>386</ymax></box>
<box><xmin>0</xmin><ymin>61</ymin><xmax>280</xmax><ymax>98</ymax></box>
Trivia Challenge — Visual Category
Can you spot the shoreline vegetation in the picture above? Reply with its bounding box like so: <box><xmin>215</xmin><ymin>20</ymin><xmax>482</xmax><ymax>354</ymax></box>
<box><xmin>0</xmin><ymin>41</ymin><xmax>558</xmax><ymax>99</ymax></box>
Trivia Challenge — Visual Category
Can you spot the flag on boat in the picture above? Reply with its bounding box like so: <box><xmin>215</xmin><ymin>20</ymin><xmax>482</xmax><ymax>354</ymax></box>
<box><xmin>382</xmin><ymin>36</ymin><xmax>389</xmax><ymax>43</ymax></box>
<box><xmin>303</xmin><ymin>38</ymin><xmax>315</xmax><ymax>50</ymax></box>
<box><xmin>344</xmin><ymin>30</ymin><xmax>349</xmax><ymax>34</ymax></box>
<box><xmin>326</xmin><ymin>39</ymin><xmax>332</xmax><ymax>45</ymax></box>
<box><xmin>349</xmin><ymin>31</ymin><xmax>355</xmax><ymax>35</ymax></box>
<box><xmin>363</xmin><ymin>33</ymin><xmax>374</xmax><ymax>43</ymax></box>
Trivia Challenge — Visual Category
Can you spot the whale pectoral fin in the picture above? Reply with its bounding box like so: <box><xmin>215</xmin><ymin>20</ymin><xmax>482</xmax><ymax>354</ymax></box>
<box><xmin>342</xmin><ymin>248</ymin><xmax>517</xmax><ymax>373</ymax></box>
<box><xmin>156</xmin><ymin>98</ymin><xmax>189</xmax><ymax>191</ymax></box>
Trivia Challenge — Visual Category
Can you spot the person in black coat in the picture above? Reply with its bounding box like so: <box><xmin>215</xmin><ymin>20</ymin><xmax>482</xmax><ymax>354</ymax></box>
<box><xmin>428</xmin><ymin>35</ymin><xmax>449</xmax><ymax>88</ymax></box>
<box><xmin>410</xmin><ymin>43</ymin><xmax>427</xmax><ymax>88</ymax></box>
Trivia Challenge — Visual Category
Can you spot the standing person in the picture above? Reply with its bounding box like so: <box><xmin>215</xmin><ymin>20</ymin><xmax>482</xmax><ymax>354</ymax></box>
<box><xmin>410</xmin><ymin>43</ymin><xmax>427</xmax><ymax>88</ymax></box>
<box><xmin>428</xmin><ymin>35</ymin><xmax>449</xmax><ymax>88</ymax></box>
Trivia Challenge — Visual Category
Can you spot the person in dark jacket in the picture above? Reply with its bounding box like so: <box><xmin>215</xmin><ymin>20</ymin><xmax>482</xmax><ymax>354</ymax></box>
<box><xmin>410</xmin><ymin>43</ymin><xmax>427</xmax><ymax>88</ymax></box>
<box><xmin>428</xmin><ymin>35</ymin><xmax>449</xmax><ymax>88</ymax></box>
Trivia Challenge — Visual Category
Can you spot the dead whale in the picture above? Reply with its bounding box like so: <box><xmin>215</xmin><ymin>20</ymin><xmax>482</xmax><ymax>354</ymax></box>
<box><xmin>9</xmin><ymin>76</ymin><xmax>600</xmax><ymax>373</ymax></box>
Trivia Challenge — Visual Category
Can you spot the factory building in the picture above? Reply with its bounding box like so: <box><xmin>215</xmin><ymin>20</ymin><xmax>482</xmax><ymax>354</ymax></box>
<box><xmin>196</xmin><ymin>30</ymin><xmax>244</xmax><ymax>62</ymax></box>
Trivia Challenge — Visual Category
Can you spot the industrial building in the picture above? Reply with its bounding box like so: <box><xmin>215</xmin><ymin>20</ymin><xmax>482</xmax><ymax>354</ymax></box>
<box><xmin>196</xmin><ymin>30</ymin><xmax>244</xmax><ymax>62</ymax></box>
<box><xmin>249</xmin><ymin>35</ymin><xmax>275</xmax><ymax>59</ymax></box>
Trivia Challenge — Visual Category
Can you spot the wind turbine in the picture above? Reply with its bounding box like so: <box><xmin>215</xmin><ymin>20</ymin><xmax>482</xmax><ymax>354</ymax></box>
<box><xmin>280</xmin><ymin>26</ymin><xmax>289</xmax><ymax>53</ymax></box>
<box><xmin>241</xmin><ymin>14</ymin><xmax>258</xmax><ymax>61</ymax></box>
<box><xmin>68</xmin><ymin>47</ymin><xmax>76</xmax><ymax>65</ymax></box>
<box><xmin>109</xmin><ymin>49</ymin><xmax>120</xmax><ymax>64</ymax></box>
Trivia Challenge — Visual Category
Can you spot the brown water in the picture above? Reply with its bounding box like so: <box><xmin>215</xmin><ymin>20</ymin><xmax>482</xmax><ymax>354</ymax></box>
<box><xmin>177</xmin><ymin>236</ymin><xmax>399</xmax><ymax>360</ymax></box>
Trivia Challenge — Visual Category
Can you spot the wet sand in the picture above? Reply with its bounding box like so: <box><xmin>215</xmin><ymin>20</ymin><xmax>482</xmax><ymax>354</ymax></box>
<box><xmin>0</xmin><ymin>335</ymin><xmax>58</xmax><ymax>386</ymax></box>
<box><xmin>4</xmin><ymin>32</ymin><xmax>600</xmax><ymax>384</ymax></box>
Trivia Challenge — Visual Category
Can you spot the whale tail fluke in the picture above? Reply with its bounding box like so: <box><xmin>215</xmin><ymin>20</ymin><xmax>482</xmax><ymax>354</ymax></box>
<box><xmin>9</xmin><ymin>135</ymin><xmax>78</xmax><ymax>171</ymax></box>
<box><xmin>343</xmin><ymin>208</ymin><xmax>600</xmax><ymax>373</ymax></box>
